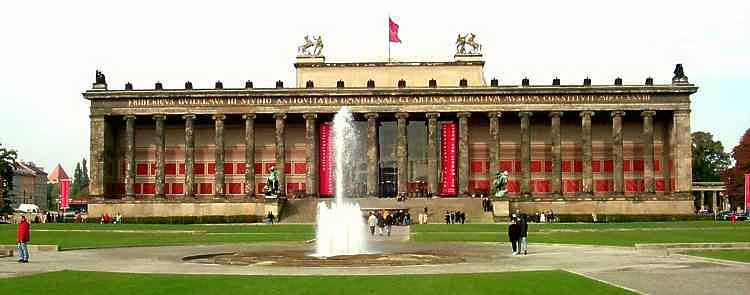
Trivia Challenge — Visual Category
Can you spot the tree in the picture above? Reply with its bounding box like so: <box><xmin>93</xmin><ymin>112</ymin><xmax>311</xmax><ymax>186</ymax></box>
<box><xmin>72</xmin><ymin>162</ymin><xmax>82</xmax><ymax>198</ymax></box>
<box><xmin>0</xmin><ymin>143</ymin><xmax>18</xmax><ymax>213</ymax></box>
<box><xmin>692</xmin><ymin>131</ymin><xmax>731</xmax><ymax>182</ymax></box>
<box><xmin>722</xmin><ymin>128</ymin><xmax>750</xmax><ymax>210</ymax></box>
<box><xmin>81</xmin><ymin>158</ymin><xmax>89</xmax><ymax>189</ymax></box>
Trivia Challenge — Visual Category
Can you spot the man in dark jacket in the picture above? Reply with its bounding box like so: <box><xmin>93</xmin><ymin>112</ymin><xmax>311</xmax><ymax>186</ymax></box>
<box><xmin>519</xmin><ymin>214</ymin><xmax>528</xmax><ymax>255</ymax></box>
<box><xmin>17</xmin><ymin>215</ymin><xmax>30</xmax><ymax>263</ymax></box>
<box><xmin>507</xmin><ymin>218</ymin><xmax>521</xmax><ymax>255</ymax></box>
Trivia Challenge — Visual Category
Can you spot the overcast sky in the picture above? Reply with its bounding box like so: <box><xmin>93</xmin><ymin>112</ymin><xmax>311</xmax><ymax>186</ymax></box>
<box><xmin>1</xmin><ymin>0</ymin><xmax>748</xmax><ymax>175</ymax></box>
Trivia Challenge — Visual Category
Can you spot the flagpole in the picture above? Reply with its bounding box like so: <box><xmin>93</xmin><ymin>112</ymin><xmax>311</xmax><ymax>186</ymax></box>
<box><xmin>387</xmin><ymin>14</ymin><xmax>391</xmax><ymax>63</ymax></box>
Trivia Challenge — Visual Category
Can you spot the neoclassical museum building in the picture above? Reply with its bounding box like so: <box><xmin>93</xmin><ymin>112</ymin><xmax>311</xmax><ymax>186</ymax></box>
<box><xmin>84</xmin><ymin>44</ymin><xmax>697</xmax><ymax>218</ymax></box>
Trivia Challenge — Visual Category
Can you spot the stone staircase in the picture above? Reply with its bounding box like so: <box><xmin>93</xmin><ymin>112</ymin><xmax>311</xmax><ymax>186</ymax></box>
<box><xmin>280</xmin><ymin>197</ymin><xmax>497</xmax><ymax>224</ymax></box>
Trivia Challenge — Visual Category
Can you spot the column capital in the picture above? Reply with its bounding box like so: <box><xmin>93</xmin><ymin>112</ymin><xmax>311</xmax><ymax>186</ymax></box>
<box><xmin>182</xmin><ymin>114</ymin><xmax>196</xmax><ymax>120</ymax></box>
<box><xmin>579</xmin><ymin>111</ymin><xmax>595</xmax><ymax>117</ymax></box>
<box><xmin>457</xmin><ymin>112</ymin><xmax>471</xmax><ymax>118</ymax></box>
<box><xmin>673</xmin><ymin>109</ymin><xmax>691</xmax><ymax>116</ymax></box>
<box><xmin>153</xmin><ymin>114</ymin><xmax>166</xmax><ymax>120</ymax></box>
<box><xmin>273</xmin><ymin>113</ymin><xmax>287</xmax><ymax>120</ymax></box>
<box><xmin>426</xmin><ymin>112</ymin><xmax>440</xmax><ymax>119</ymax></box>
<box><xmin>242</xmin><ymin>113</ymin><xmax>256</xmax><ymax>120</ymax></box>
<box><xmin>487</xmin><ymin>111</ymin><xmax>502</xmax><ymax>118</ymax></box>
<box><xmin>89</xmin><ymin>114</ymin><xmax>106</xmax><ymax>120</ymax></box>
<box><xmin>395</xmin><ymin>112</ymin><xmax>409</xmax><ymax>120</ymax></box>
<box><xmin>364</xmin><ymin>112</ymin><xmax>379</xmax><ymax>120</ymax></box>
<box><xmin>303</xmin><ymin>113</ymin><xmax>317</xmax><ymax>120</ymax></box>
<box><xmin>123</xmin><ymin>114</ymin><xmax>136</xmax><ymax>121</ymax></box>
<box><xmin>548</xmin><ymin>111</ymin><xmax>563</xmax><ymax>118</ymax></box>
<box><xmin>518</xmin><ymin>111</ymin><xmax>533</xmax><ymax>118</ymax></box>
<box><xmin>641</xmin><ymin>110</ymin><xmax>656</xmax><ymax>117</ymax></box>
<box><xmin>610</xmin><ymin>110</ymin><xmax>626</xmax><ymax>117</ymax></box>
<box><xmin>212</xmin><ymin>114</ymin><xmax>226</xmax><ymax>120</ymax></box>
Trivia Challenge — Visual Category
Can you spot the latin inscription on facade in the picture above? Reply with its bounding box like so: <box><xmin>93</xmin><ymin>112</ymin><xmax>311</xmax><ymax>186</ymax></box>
<box><xmin>127</xmin><ymin>94</ymin><xmax>650</xmax><ymax>107</ymax></box>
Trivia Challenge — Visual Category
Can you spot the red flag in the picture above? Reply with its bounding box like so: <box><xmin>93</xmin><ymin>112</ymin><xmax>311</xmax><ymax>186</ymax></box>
<box><xmin>60</xmin><ymin>179</ymin><xmax>70</xmax><ymax>209</ymax></box>
<box><xmin>389</xmin><ymin>18</ymin><xmax>401</xmax><ymax>43</ymax></box>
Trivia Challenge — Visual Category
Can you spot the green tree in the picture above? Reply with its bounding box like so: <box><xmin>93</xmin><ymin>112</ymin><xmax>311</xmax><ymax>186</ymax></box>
<box><xmin>723</xmin><ymin>128</ymin><xmax>750</xmax><ymax>210</ymax></box>
<box><xmin>81</xmin><ymin>157</ymin><xmax>89</xmax><ymax>189</ymax></box>
<box><xmin>72</xmin><ymin>162</ymin><xmax>82</xmax><ymax>198</ymax></box>
<box><xmin>692</xmin><ymin>131</ymin><xmax>731</xmax><ymax>182</ymax></box>
<box><xmin>0</xmin><ymin>143</ymin><xmax>18</xmax><ymax>213</ymax></box>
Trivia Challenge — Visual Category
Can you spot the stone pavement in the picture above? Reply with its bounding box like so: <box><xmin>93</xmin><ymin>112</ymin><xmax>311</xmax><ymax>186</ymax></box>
<box><xmin>0</xmin><ymin>234</ymin><xmax>748</xmax><ymax>295</ymax></box>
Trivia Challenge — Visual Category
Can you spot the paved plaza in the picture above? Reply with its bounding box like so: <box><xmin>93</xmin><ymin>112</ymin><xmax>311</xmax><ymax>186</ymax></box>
<box><xmin>1</xmin><ymin>226</ymin><xmax>748</xmax><ymax>295</ymax></box>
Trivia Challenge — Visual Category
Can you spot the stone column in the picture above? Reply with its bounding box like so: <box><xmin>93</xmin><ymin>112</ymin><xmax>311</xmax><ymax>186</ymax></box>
<box><xmin>700</xmin><ymin>191</ymin><xmax>705</xmax><ymax>210</ymax></box>
<box><xmin>580</xmin><ymin>111</ymin><xmax>594</xmax><ymax>194</ymax></box>
<box><xmin>519</xmin><ymin>112</ymin><xmax>533</xmax><ymax>195</ymax></box>
<box><xmin>274</xmin><ymin>113</ymin><xmax>287</xmax><ymax>195</ymax></box>
<box><xmin>183</xmin><ymin>114</ymin><xmax>196</xmax><ymax>198</ymax></box>
<box><xmin>712</xmin><ymin>191</ymin><xmax>718</xmax><ymax>212</ymax></box>
<box><xmin>426</xmin><ymin>113</ymin><xmax>440</xmax><ymax>195</ymax></box>
<box><xmin>304</xmin><ymin>113</ymin><xmax>318</xmax><ymax>197</ymax></box>
<box><xmin>154</xmin><ymin>115</ymin><xmax>166</xmax><ymax>199</ymax></box>
<box><xmin>213</xmin><ymin>114</ymin><xmax>226</xmax><ymax>198</ymax></box>
<box><xmin>458</xmin><ymin>112</ymin><xmax>471</xmax><ymax>196</ymax></box>
<box><xmin>488</xmin><ymin>112</ymin><xmax>502</xmax><ymax>195</ymax></box>
<box><xmin>89</xmin><ymin>115</ymin><xmax>106</xmax><ymax>198</ymax></box>
<box><xmin>611</xmin><ymin>111</ymin><xmax>626</xmax><ymax>193</ymax></box>
<box><xmin>550</xmin><ymin>112</ymin><xmax>563</xmax><ymax>195</ymax></box>
<box><xmin>396</xmin><ymin>112</ymin><xmax>409</xmax><ymax>195</ymax></box>
<box><xmin>662</xmin><ymin>114</ymin><xmax>673</xmax><ymax>194</ymax></box>
<box><xmin>124</xmin><ymin>115</ymin><xmax>136</xmax><ymax>199</ymax></box>
<box><xmin>673</xmin><ymin>110</ymin><xmax>692</xmax><ymax>192</ymax></box>
<box><xmin>243</xmin><ymin>114</ymin><xmax>256</xmax><ymax>198</ymax></box>
<box><xmin>365</xmin><ymin>113</ymin><xmax>380</xmax><ymax>197</ymax></box>
<box><xmin>641</xmin><ymin>111</ymin><xmax>656</xmax><ymax>193</ymax></box>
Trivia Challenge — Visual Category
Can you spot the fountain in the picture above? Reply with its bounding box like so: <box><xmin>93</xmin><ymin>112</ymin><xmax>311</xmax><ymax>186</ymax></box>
<box><xmin>314</xmin><ymin>106</ymin><xmax>368</xmax><ymax>257</ymax></box>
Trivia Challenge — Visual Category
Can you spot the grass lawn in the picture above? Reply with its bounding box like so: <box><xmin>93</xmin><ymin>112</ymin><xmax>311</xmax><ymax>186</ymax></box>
<box><xmin>683</xmin><ymin>250</ymin><xmax>750</xmax><ymax>263</ymax></box>
<box><xmin>411</xmin><ymin>221</ymin><xmax>750</xmax><ymax>246</ymax></box>
<box><xmin>0</xmin><ymin>270</ymin><xmax>635</xmax><ymax>295</ymax></box>
<box><xmin>0</xmin><ymin>223</ymin><xmax>314</xmax><ymax>250</ymax></box>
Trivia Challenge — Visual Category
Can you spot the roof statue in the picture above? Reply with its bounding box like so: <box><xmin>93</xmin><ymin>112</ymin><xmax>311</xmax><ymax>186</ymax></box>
<box><xmin>298</xmin><ymin>35</ymin><xmax>324</xmax><ymax>57</ymax></box>
<box><xmin>456</xmin><ymin>33</ymin><xmax>481</xmax><ymax>55</ymax></box>
<box><xmin>95</xmin><ymin>70</ymin><xmax>106</xmax><ymax>85</ymax></box>
<box><xmin>672</xmin><ymin>64</ymin><xmax>688</xmax><ymax>83</ymax></box>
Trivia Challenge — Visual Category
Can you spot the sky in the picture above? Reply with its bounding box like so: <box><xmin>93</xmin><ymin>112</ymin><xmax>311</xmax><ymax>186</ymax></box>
<box><xmin>0</xmin><ymin>0</ymin><xmax>748</xmax><ymax>176</ymax></box>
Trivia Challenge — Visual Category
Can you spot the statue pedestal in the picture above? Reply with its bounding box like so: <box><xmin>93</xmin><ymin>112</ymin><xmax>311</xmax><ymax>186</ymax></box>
<box><xmin>296</xmin><ymin>56</ymin><xmax>325</xmax><ymax>64</ymax></box>
<box><xmin>491</xmin><ymin>200</ymin><xmax>510</xmax><ymax>219</ymax></box>
<box><xmin>454</xmin><ymin>54</ymin><xmax>483</xmax><ymax>62</ymax></box>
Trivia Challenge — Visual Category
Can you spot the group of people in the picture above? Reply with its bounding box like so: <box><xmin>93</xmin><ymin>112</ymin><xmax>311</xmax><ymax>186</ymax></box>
<box><xmin>535</xmin><ymin>210</ymin><xmax>555</xmax><ymax>223</ymax></box>
<box><xmin>367</xmin><ymin>210</ymin><xmax>410</xmax><ymax>237</ymax></box>
<box><xmin>481</xmin><ymin>197</ymin><xmax>494</xmax><ymax>212</ymax></box>
<box><xmin>444</xmin><ymin>210</ymin><xmax>466</xmax><ymax>224</ymax></box>
<box><xmin>99</xmin><ymin>213</ymin><xmax>124</xmax><ymax>224</ymax></box>
<box><xmin>2</xmin><ymin>211</ymin><xmax>62</xmax><ymax>224</ymax></box>
<box><xmin>507</xmin><ymin>214</ymin><xmax>529</xmax><ymax>256</ymax></box>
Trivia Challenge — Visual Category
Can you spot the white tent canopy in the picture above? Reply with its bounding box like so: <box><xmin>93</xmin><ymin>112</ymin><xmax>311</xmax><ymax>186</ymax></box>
<box><xmin>16</xmin><ymin>204</ymin><xmax>40</xmax><ymax>213</ymax></box>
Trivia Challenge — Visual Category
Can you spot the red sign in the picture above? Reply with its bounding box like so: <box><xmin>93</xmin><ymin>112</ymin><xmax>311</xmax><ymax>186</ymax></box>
<box><xmin>745</xmin><ymin>173</ymin><xmax>749</xmax><ymax>211</ymax></box>
<box><xmin>319</xmin><ymin>123</ymin><xmax>334</xmax><ymax>197</ymax></box>
<box><xmin>59</xmin><ymin>179</ymin><xmax>70</xmax><ymax>209</ymax></box>
<box><xmin>440</xmin><ymin>123</ymin><xmax>457</xmax><ymax>195</ymax></box>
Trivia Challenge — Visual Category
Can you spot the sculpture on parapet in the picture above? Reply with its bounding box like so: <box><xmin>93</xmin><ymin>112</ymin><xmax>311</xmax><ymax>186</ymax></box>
<box><xmin>672</xmin><ymin>64</ymin><xmax>688</xmax><ymax>83</ymax></box>
<box><xmin>298</xmin><ymin>35</ymin><xmax>324</xmax><ymax>57</ymax></box>
<box><xmin>264</xmin><ymin>166</ymin><xmax>280</xmax><ymax>197</ymax></box>
<box><xmin>456</xmin><ymin>33</ymin><xmax>481</xmax><ymax>54</ymax></box>
<box><xmin>493</xmin><ymin>170</ymin><xmax>509</xmax><ymax>198</ymax></box>
<box><xmin>95</xmin><ymin>70</ymin><xmax>106</xmax><ymax>85</ymax></box>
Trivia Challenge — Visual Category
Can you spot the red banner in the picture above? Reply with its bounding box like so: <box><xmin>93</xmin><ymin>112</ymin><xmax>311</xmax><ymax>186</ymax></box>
<box><xmin>441</xmin><ymin>123</ymin><xmax>457</xmax><ymax>195</ymax></box>
<box><xmin>59</xmin><ymin>179</ymin><xmax>70</xmax><ymax>209</ymax></box>
<box><xmin>319</xmin><ymin>123</ymin><xmax>334</xmax><ymax>197</ymax></box>
<box><xmin>745</xmin><ymin>173</ymin><xmax>749</xmax><ymax>211</ymax></box>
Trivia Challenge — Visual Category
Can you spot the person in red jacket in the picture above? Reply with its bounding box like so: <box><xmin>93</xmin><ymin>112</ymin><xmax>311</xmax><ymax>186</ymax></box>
<box><xmin>17</xmin><ymin>215</ymin><xmax>30</xmax><ymax>263</ymax></box>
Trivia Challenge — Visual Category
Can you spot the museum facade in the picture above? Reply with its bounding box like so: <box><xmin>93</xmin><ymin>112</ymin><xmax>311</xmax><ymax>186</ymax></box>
<box><xmin>84</xmin><ymin>53</ymin><xmax>697</xmax><ymax>217</ymax></box>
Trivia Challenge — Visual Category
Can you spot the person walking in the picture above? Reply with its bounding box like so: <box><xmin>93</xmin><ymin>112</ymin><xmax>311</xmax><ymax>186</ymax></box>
<box><xmin>507</xmin><ymin>218</ymin><xmax>521</xmax><ymax>256</ymax></box>
<box><xmin>17</xmin><ymin>215</ymin><xmax>30</xmax><ymax>263</ymax></box>
<box><xmin>519</xmin><ymin>214</ymin><xmax>529</xmax><ymax>255</ymax></box>
<box><xmin>368</xmin><ymin>212</ymin><xmax>377</xmax><ymax>236</ymax></box>
<box><xmin>385</xmin><ymin>213</ymin><xmax>393</xmax><ymax>237</ymax></box>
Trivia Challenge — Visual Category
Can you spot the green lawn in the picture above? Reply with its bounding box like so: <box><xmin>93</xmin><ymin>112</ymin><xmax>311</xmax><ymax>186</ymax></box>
<box><xmin>0</xmin><ymin>270</ymin><xmax>635</xmax><ymax>295</ymax></box>
<box><xmin>683</xmin><ymin>250</ymin><xmax>750</xmax><ymax>263</ymax></box>
<box><xmin>0</xmin><ymin>223</ymin><xmax>314</xmax><ymax>250</ymax></box>
<box><xmin>411</xmin><ymin>221</ymin><xmax>750</xmax><ymax>246</ymax></box>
